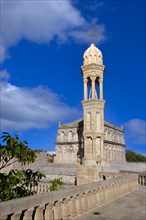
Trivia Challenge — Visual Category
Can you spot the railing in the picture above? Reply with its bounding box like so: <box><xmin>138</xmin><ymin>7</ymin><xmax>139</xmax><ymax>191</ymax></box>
<box><xmin>99</xmin><ymin>172</ymin><xmax>127</xmax><ymax>181</ymax></box>
<box><xmin>120</xmin><ymin>170</ymin><xmax>146</xmax><ymax>186</ymax></box>
<box><xmin>27</xmin><ymin>182</ymin><xmax>50</xmax><ymax>194</ymax></box>
<box><xmin>138</xmin><ymin>173</ymin><xmax>146</xmax><ymax>185</ymax></box>
<box><xmin>0</xmin><ymin>174</ymin><xmax>138</xmax><ymax>220</ymax></box>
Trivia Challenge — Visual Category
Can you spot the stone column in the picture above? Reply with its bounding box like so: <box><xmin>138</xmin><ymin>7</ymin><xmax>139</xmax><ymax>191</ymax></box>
<box><xmin>100</xmin><ymin>188</ymin><xmax>105</xmax><ymax>207</ymax></box>
<box><xmin>84</xmin><ymin>78</ymin><xmax>88</xmax><ymax>100</ymax></box>
<box><xmin>45</xmin><ymin>203</ymin><xmax>54</xmax><ymax>220</ymax></box>
<box><xmin>23</xmin><ymin>208</ymin><xmax>34</xmax><ymax>220</ymax></box>
<box><xmin>53</xmin><ymin>200</ymin><xmax>63</xmax><ymax>220</ymax></box>
<box><xmin>91</xmin><ymin>77</ymin><xmax>96</xmax><ymax>99</ymax></box>
<box><xmin>81</xmin><ymin>192</ymin><xmax>89</xmax><ymax>212</ymax></box>
<box><xmin>69</xmin><ymin>196</ymin><xmax>77</xmax><ymax>218</ymax></box>
<box><xmin>104</xmin><ymin>186</ymin><xmax>108</xmax><ymax>205</ymax></box>
<box><xmin>88</xmin><ymin>192</ymin><xmax>94</xmax><ymax>210</ymax></box>
<box><xmin>99</xmin><ymin>78</ymin><xmax>103</xmax><ymax>99</ymax></box>
<box><xmin>81</xmin><ymin>193</ymin><xmax>87</xmax><ymax>213</ymax></box>
<box><xmin>76</xmin><ymin>194</ymin><xmax>83</xmax><ymax>216</ymax></box>
<box><xmin>34</xmin><ymin>205</ymin><xmax>45</xmax><ymax>220</ymax></box>
<box><xmin>11</xmin><ymin>212</ymin><xmax>22</xmax><ymax>220</ymax></box>
<box><xmin>62</xmin><ymin>198</ymin><xmax>70</xmax><ymax>220</ymax></box>
<box><xmin>96</xmin><ymin>189</ymin><xmax>102</xmax><ymax>209</ymax></box>
<box><xmin>92</xmin><ymin>190</ymin><xmax>97</xmax><ymax>208</ymax></box>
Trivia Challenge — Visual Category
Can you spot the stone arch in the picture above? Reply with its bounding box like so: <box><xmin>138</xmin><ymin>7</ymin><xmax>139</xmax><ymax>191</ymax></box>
<box><xmin>106</xmin><ymin>129</ymin><xmax>108</xmax><ymax>140</ymax></box>
<box><xmin>98</xmin><ymin>54</ymin><xmax>102</xmax><ymax>64</ymax></box>
<box><xmin>68</xmin><ymin>131</ymin><xmax>73</xmax><ymax>142</ymax></box>
<box><xmin>87</xmin><ymin>76</ymin><xmax>92</xmax><ymax>99</ymax></box>
<box><xmin>103</xmin><ymin>175</ymin><xmax>106</xmax><ymax>180</ymax></box>
<box><xmin>111</xmin><ymin>130</ymin><xmax>114</xmax><ymax>142</ymax></box>
<box><xmin>117</xmin><ymin>133</ymin><xmax>120</xmax><ymax>143</ymax></box>
<box><xmin>110</xmin><ymin>130</ymin><xmax>113</xmax><ymax>141</ymax></box>
<box><xmin>87</xmin><ymin>137</ymin><xmax>93</xmax><ymax>154</ymax></box>
<box><xmin>60</xmin><ymin>131</ymin><xmax>65</xmax><ymax>142</ymax></box>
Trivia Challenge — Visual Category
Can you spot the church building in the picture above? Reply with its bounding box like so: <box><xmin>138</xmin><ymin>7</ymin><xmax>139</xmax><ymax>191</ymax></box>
<box><xmin>54</xmin><ymin>43</ymin><xmax>125</xmax><ymax>167</ymax></box>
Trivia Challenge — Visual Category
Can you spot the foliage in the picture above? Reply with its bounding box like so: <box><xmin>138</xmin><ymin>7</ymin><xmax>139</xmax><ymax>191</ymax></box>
<box><xmin>0</xmin><ymin>132</ymin><xmax>46</xmax><ymax>201</ymax></box>
<box><xmin>49</xmin><ymin>178</ymin><xmax>65</xmax><ymax>191</ymax></box>
<box><xmin>126</xmin><ymin>150</ymin><xmax>146</xmax><ymax>162</ymax></box>
<box><xmin>0</xmin><ymin>132</ymin><xmax>38</xmax><ymax>170</ymax></box>
<box><xmin>0</xmin><ymin>169</ymin><xmax>45</xmax><ymax>201</ymax></box>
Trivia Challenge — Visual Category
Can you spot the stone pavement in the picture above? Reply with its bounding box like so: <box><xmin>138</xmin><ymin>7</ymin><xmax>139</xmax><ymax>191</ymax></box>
<box><xmin>76</xmin><ymin>186</ymin><xmax>146</xmax><ymax>220</ymax></box>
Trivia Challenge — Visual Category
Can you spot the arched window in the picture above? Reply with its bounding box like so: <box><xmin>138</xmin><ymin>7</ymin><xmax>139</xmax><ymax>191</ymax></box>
<box><xmin>68</xmin><ymin>131</ymin><xmax>72</xmax><ymax>142</ymax></box>
<box><xmin>87</xmin><ymin>77</ymin><xmax>91</xmax><ymax>99</ymax></box>
<box><xmin>60</xmin><ymin>131</ymin><xmax>65</xmax><ymax>142</ymax></box>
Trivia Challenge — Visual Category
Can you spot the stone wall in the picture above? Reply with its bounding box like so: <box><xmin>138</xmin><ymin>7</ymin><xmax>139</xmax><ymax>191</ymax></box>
<box><xmin>1</xmin><ymin>152</ymin><xmax>50</xmax><ymax>173</ymax></box>
<box><xmin>102</xmin><ymin>162</ymin><xmax>146</xmax><ymax>173</ymax></box>
<box><xmin>14</xmin><ymin>152</ymin><xmax>50</xmax><ymax>170</ymax></box>
<box><xmin>0</xmin><ymin>174</ymin><xmax>138</xmax><ymax>220</ymax></box>
<box><xmin>55</xmin><ymin>119</ymin><xmax>125</xmax><ymax>165</ymax></box>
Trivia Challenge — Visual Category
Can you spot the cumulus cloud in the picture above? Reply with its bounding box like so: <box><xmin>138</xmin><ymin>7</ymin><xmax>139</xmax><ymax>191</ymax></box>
<box><xmin>0</xmin><ymin>0</ymin><xmax>106</xmax><ymax>63</ymax></box>
<box><xmin>124</xmin><ymin>119</ymin><xmax>146</xmax><ymax>145</ymax></box>
<box><xmin>0</xmin><ymin>80</ymin><xmax>80</xmax><ymax>131</ymax></box>
<box><xmin>0</xmin><ymin>69</ymin><xmax>11</xmax><ymax>81</ymax></box>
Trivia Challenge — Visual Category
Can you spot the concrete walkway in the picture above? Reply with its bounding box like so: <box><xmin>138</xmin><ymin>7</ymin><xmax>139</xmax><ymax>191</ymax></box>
<box><xmin>77</xmin><ymin>186</ymin><xmax>146</xmax><ymax>220</ymax></box>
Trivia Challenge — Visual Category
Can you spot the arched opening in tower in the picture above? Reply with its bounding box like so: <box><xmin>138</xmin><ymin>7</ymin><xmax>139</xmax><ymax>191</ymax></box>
<box><xmin>87</xmin><ymin>77</ymin><xmax>92</xmax><ymax>99</ymax></box>
<box><xmin>95</xmin><ymin>78</ymin><xmax>99</xmax><ymax>99</ymax></box>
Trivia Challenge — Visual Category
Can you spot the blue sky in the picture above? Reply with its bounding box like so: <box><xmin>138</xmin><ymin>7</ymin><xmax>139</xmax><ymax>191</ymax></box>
<box><xmin>0</xmin><ymin>0</ymin><xmax>145</xmax><ymax>154</ymax></box>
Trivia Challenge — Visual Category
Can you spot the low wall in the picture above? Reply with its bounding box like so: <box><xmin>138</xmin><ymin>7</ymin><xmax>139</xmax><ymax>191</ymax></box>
<box><xmin>0</xmin><ymin>152</ymin><xmax>50</xmax><ymax>174</ymax></box>
<box><xmin>14</xmin><ymin>152</ymin><xmax>49</xmax><ymax>170</ymax></box>
<box><xmin>102</xmin><ymin>162</ymin><xmax>146</xmax><ymax>173</ymax></box>
<box><xmin>99</xmin><ymin>172</ymin><xmax>127</xmax><ymax>181</ymax></box>
<box><xmin>0</xmin><ymin>174</ymin><xmax>138</xmax><ymax>220</ymax></box>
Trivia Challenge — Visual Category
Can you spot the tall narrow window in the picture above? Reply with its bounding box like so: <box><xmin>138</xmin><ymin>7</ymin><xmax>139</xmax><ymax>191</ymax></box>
<box><xmin>95</xmin><ymin>78</ymin><xmax>99</xmax><ymax>99</ymax></box>
<box><xmin>87</xmin><ymin>77</ymin><xmax>92</xmax><ymax>99</ymax></box>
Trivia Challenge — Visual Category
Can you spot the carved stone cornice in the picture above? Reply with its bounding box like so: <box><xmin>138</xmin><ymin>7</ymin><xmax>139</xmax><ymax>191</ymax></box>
<box><xmin>104</xmin><ymin>140</ymin><xmax>126</xmax><ymax>147</ymax></box>
<box><xmin>55</xmin><ymin>141</ymin><xmax>83</xmax><ymax>145</ymax></box>
<box><xmin>81</xmin><ymin>63</ymin><xmax>105</xmax><ymax>72</ymax></box>
<box><xmin>82</xmin><ymin>99</ymin><xmax>105</xmax><ymax>108</ymax></box>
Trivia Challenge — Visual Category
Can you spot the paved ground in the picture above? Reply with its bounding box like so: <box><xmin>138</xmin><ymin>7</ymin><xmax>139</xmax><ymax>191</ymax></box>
<box><xmin>77</xmin><ymin>186</ymin><xmax>146</xmax><ymax>220</ymax></box>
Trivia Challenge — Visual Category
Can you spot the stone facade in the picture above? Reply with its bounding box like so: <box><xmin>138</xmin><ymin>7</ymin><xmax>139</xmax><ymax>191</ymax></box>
<box><xmin>54</xmin><ymin>119</ymin><xmax>125</xmax><ymax>165</ymax></box>
<box><xmin>54</xmin><ymin>43</ymin><xmax>126</xmax><ymax>185</ymax></box>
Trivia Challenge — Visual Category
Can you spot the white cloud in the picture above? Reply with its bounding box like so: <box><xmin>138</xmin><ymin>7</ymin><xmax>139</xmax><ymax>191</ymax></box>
<box><xmin>124</xmin><ymin>119</ymin><xmax>146</xmax><ymax>145</ymax></box>
<box><xmin>0</xmin><ymin>80</ymin><xmax>80</xmax><ymax>131</ymax></box>
<box><xmin>0</xmin><ymin>69</ymin><xmax>11</xmax><ymax>81</ymax></box>
<box><xmin>0</xmin><ymin>0</ymin><xmax>106</xmax><ymax>63</ymax></box>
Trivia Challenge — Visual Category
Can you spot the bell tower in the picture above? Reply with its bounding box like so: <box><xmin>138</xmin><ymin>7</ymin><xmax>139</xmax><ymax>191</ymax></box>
<box><xmin>82</xmin><ymin>43</ymin><xmax>105</xmax><ymax>165</ymax></box>
<box><xmin>77</xmin><ymin>43</ymin><xmax>105</xmax><ymax>185</ymax></box>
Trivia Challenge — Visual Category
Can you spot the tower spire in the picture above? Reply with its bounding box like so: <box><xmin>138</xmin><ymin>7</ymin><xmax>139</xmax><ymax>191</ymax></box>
<box><xmin>77</xmin><ymin>43</ymin><xmax>105</xmax><ymax>185</ymax></box>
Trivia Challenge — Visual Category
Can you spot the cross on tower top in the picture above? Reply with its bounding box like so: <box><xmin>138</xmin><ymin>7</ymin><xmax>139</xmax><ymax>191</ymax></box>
<box><xmin>90</xmin><ymin>30</ymin><xmax>96</xmax><ymax>44</ymax></box>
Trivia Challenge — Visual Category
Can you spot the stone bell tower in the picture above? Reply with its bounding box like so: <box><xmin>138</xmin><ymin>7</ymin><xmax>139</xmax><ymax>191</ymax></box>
<box><xmin>77</xmin><ymin>43</ymin><xmax>105</xmax><ymax>185</ymax></box>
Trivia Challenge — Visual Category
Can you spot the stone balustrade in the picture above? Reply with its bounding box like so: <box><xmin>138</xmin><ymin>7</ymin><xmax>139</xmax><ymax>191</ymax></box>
<box><xmin>99</xmin><ymin>172</ymin><xmax>127</xmax><ymax>181</ymax></box>
<box><xmin>0</xmin><ymin>174</ymin><xmax>138</xmax><ymax>220</ymax></box>
<box><xmin>119</xmin><ymin>170</ymin><xmax>146</xmax><ymax>186</ymax></box>
<box><xmin>28</xmin><ymin>182</ymin><xmax>50</xmax><ymax>194</ymax></box>
<box><xmin>138</xmin><ymin>173</ymin><xmax>146</xmax><ymax>185</ymax></box>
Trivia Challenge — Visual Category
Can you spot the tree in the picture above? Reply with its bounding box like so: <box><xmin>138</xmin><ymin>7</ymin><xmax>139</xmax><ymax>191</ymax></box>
<box><xmin>0</xmin><ymin>132</ymin><xmax>45</xmax><ymax>201</ymax></box>
<box><xmin>49</xmin><ymin>178</ymin><xmax>65</xmax><ymax>191</ymax></box>
<box><xmin>126</xmin><ymin>150</ymin><xmax>146</xmax><ymax>162</ymax></box>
